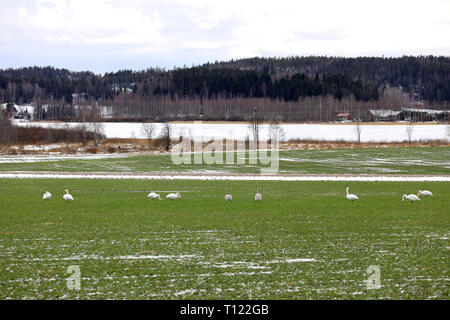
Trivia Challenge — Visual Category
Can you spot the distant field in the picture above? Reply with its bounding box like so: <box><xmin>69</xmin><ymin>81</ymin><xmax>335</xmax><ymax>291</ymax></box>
<box><xmin>0</xmin><ymin>179</ymin><xmax>448</xmax><ymax>299</ymax></box>
<box><xmin>0</xmin><ymin>147</ymin><xmax>449</xmax><ymax>175</ymax></box>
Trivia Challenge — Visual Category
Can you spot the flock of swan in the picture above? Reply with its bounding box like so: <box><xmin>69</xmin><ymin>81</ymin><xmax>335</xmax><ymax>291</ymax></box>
<box><xmin>148</xmin><ymin>192</ymin><xmax>180</xmax><ymax>200</ymax></box>
<box><xmin>403</xmin><ymin>190</ymin><xmax>433</xmax><ymax>201</ymax></box>
<box><xmin>43</xmin><ymin>189</ymin><xmax>73</xmax><ymax>201</ymax></box>
<box><xmin>41</xmin><ymin>187</ymin><xmax>433</xmax><ymax>202</ymax></box>
<box><xmin>345</xmin><ymin>187</ymin><xmax>433</xmax><ymax>202</ymax></box>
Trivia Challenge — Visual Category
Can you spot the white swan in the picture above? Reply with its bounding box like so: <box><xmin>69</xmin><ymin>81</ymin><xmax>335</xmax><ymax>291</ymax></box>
<box><xmin>346</xmin><ymin>187</ymin><xmax>359</xmax><ymax>201</ymax></box>
<box><xmin>255</xmin><ymin>188</ymin><xmax>262</xmax><ymax>201</ymax></box>
<box><xmin>418</xmin><ymin>190</ymin><xmax>433</xmax><ymax>197</ymax></box>
<box><xmin>402</xmin><ymin>194</ymin><xmax>420</xmax><ymax>202</ymax></box>
<box><xmin>166</xmin><ymin>192</ymin><xmax>181</xmax><ymax>200</ymax></box>
<box><xmin>63</xmin><ymin>189</ymin><xmax>74</xmax><ymax>201</ymax></box>
<box><xmin>42</xmin><ymin>191</ymin><xmax>52</xmax><ymax>200</ymax></box>
<box><xmin>148</xmin><ymin>192</ymin><xmax>161</xmax><ymax>200</ymax></box>
<box><xmin>225</xmin><ymin>186</ymin><xmax>232</xmax><ymax>202</ymax></box>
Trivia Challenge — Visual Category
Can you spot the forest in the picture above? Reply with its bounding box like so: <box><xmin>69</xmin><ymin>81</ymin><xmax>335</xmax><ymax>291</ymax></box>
<box><xmin>0</xmin><ymin>55</ymin><xmax>449</xmax><ymax>122</ymax></box>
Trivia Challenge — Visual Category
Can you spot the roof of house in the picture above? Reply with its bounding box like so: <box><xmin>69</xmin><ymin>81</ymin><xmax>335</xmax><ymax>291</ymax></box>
<box><xmin>368</xmin><ymin>109</ymin><xmax>401</xmax><ymax>117</ymax></box>
<box><xmin>401</xmin><ymin>108</ymin><xmax>448</xmax><ymax>114</ymax></box>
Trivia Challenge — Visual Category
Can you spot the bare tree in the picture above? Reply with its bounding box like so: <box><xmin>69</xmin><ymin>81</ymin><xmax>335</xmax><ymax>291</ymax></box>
<box><xmin>249</xmin><ymin>106</ymin><xmax>260</xmax><ymax>149</ymax></box>
<box><xmin>269</xmin><ymin>120</ymin><xmax>286</xmax><ymax>146</ymax></box>
<box><xmin>0</xmin><ymin>110</ymin><xmax>14</xmax><ymax>144</ymax></box>
<box><xmin>406</xmin><ymin>122</ymin><xmax>414</xmax><ymax>147</ymax></box>
<box><xmin>62</xmin><ymin>123</ymin><xmax>72</xmax><ymax>148</ymax></box>
<box><xmin>43</xmin><ymin>124</ymin><xmax>54</xmax><ymax>146</ymax></box>
<box><xmin>88</xmin><ymin>104</ymin><xmax>104</xmax><ymax>148</ymax></box>
<box><xmin>354</xmin><ymin>122</ymin><xmax>362</xmax><ymax>144</ymax></box>
<box><xmin>141</xmin><ymin>122</ymin><xmax>156</xmax><ymax>149</ymax></box>
<box><xmin>78</xmin><ymin>104</ymin><xmax>89</xmax><ymax>146</ymax></box>
<box><xmin>161</xmin><ymin>122</ymin><xmax>171</xmax><ymax>151</ymax></box>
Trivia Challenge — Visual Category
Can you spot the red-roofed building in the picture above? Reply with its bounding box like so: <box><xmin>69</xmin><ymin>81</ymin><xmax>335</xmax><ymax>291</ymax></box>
<box><xmin>336</xmin><ymin>113</ymin><xmax>351</xmax><ymax>121</ymax></box>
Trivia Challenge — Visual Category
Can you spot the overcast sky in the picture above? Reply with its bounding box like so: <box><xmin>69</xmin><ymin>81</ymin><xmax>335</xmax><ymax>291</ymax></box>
<box><xmin>1</xmin><ymin>0</ymin><xmax>449</xmax><ymax>73</ymax></box>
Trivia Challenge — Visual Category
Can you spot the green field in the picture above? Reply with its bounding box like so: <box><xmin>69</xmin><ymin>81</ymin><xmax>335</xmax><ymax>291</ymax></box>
<box><xmin>0</xmin><ymin>147</ymin><xmax>449</xmax><ymax>175</ymax></box>
<box><xmin>1</xmin><ymin>178</ymin><xmax>448</xmax><ymax>299</ymax></box>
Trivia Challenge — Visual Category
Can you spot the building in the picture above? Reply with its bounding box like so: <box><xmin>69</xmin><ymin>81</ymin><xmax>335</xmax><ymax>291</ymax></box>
<box><xmin>366</xmin><ymin>110</ymin><xmax>401</xmax><ymax>122</ymax></box>
<box><xmin>399</xmin><ymin>108</ymin><xmax>449</xmax><ymax>122</ymax></box>
<box><xmin>0</xmin><ymin>102</ymin><xmax>34</xmax><ymax>120</ymax></box>
<box><xmin>336</xmin><ymin>113</ymin><xmax>351</xmax><ymax>121</ymax></box>
<box><xmin>365</xmin><ymin>107</ymin><xmax>449</xmax><ymax>122</ymax></box>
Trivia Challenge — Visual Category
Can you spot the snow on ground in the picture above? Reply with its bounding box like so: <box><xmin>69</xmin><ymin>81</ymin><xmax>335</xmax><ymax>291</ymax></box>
<box><xmin>2</xmin><ymin>103</ymin><xmax>35</xmax><ymax>119</ymax></box>
<box><xmin>0</xmin><ymin>153</ymin><xmax>132</xmax><ymax>163</ymax></box>
<box><xmin>14</xmin><ymin>121</ymin><xmax>450</xmax><ymax>142</ymax></box>
<box><xmin>0</xmin><ymin>172</ymin><xmax>448</xmax><ymax>181</ymax></box>
<box><xmin>22</xmin><ymin>254</ymin><xmax>199</xmax><ymax>262</ymax></box>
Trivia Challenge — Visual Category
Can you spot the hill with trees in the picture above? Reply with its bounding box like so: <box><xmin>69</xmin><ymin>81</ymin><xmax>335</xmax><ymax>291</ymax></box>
<box><xmin>0</xmin><ymin>55</ymin><xmax>448</xmax><ymax>122</ymax></box>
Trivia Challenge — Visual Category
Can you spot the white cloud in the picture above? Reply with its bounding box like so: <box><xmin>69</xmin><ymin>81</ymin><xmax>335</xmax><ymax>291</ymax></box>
<box><xmin>217</xmin><ymin>0</ymin><xmax>450</xmax><ymax>58</ymax></box>
<box><xmin>23</xmin><ymin>0</ymin><xmax>163</xmax><ymax>44</ymax></box>
<box><xmin>0</xmin><ymin>0</ymin><xmax>449</xmax><ymax>72</ymax></box>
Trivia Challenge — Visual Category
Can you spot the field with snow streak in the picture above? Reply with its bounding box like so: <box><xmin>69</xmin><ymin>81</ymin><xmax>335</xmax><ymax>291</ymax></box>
<box><xmin>0</xmin><ymin>179</ymin><xmax>448</xmax><ymax>299</ymax></box>
<box><xmin>0</xmin><ymin>147</ymin><xmax>448</xmax><ymax>176</ymax></box>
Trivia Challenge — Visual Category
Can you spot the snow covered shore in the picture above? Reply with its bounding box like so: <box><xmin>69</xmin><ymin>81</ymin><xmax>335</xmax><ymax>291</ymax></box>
<box><xmin>0</xmin><ymin>171</ymin><xmax>449</xmax><ymax>181</ymax></box>
<box><xmin>14</xmin><ymin>121</ymin><xmax>450</xmax><ymax>143</ymax></box>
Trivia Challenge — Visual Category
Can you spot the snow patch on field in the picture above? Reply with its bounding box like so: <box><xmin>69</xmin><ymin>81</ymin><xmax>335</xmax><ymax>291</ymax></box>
<box><xmin>223</xmin><ymin>271</ymin><xmax>273</xmax><ymax>276</ymax></box>
<box><xmin>0</xmin><ymin>154</ymin><xmax>129</xmax><ymax>163</ymax></box>
<box><xmin>20</xmin><ymin>254</ymin><xmax>200</xmax><ymax>262</ymax></box>
<box><xmin>268</xmin><ymin>258</ymin><xmax>317</xmax><ymax>263</ymax></box>
<box><xmin>0</xmin><ymin>172</ymin><xmax>448</xmax><ymax>181</ymax></box>
<box><xmin>174</xmin><ymin>289</ymin><xmax>197</xmax><ymax>296</ymax></box>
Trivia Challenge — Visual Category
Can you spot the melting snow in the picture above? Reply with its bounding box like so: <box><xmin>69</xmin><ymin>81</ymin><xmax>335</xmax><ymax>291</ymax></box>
<box><xmin>0</xmin><ymin>172</ymin><xmax>448</xmax><ymax>181</ymax></box>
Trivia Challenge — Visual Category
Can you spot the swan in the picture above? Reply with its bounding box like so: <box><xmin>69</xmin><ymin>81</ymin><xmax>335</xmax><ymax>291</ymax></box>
<box><xmin>166</xmin><ymin>192</ymin><xmax>181</xmax><ymax>200</ymax></box>
<box><xmin>402</xmin><ymin>194</ymin><xmax>420</xmax><ymax>202</ymax></box>
<box><xmin>63</xmin><ymin>189</ymin><xmax>74</xmax><ymax>202</ymax></box>
<box><xmin>148</xmin><ymin>192</ymin><xmax>161</xmax><ymax>200</ymax></box>
<box><xmin>346</xmin><ymin>187</ymin><xmax>359</xmax><ymax>201</ymax></box>
<box><xmin>42</xmin><ymin>191</ymin><xmax>52</xmax><ymax>200</ymax></box>
<box><xmin>225</xmin><ymin>187</ymin><xmax>232</xmax><ymax>202</ymax></box>
<box><xmin>255</xmin><ymin>188</ymin><xmax>262</xmax><ymax>201</ymax></box>
<box><xmin>418</xmin><ymin>190</ymin><xmax>433</xmax><ymax>197</ymax></box>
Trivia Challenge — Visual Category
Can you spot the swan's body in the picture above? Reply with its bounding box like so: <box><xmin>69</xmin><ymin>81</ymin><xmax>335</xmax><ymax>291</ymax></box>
<box><xmin>255</xmin><ymin>188</ymin><xmax>262</xmax><ymax>201</ymax></box>
<box><xmin>148</xmin><ymin>192</ymin><xmax>161</xmax><ymax>200</ymax></box>
<box><xmin>402</xmin><ymin>194</ymin><xmax>420</xmax><ymax>202</ymax></box>
<box><xmin>418</xmin><ymin>190</ymin><xmax>433</xmax><ymax>197</ymax></box>
<box><xmin>346</xmin><ymin>187</ymin><xmax>359</xmax><ymax>201</ymax></box>
<box><xmin>225</xmin><ymin>186</ymin><xmax>232</xmax><ymax>202</ymax></box>
<box><xmin>63</xmin><ymin>189</ymin><xmax>74</xmax><ymax>201</ymax></box>
<box><xmin>166</xmin><ymin>192</ymin><xmax>181</xmax><ymax>200</ymax></box>
<box><xmin>42</xmin><ymin>191</ymin><xmax>52</xmax><ymax>200</ymax></box>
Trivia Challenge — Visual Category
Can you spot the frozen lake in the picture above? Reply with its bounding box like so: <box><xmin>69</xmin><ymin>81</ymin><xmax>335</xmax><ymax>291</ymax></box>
<box><xmin>15</xmin><ymin>121</ymin><xmax>450</xmax><ymax>143</ymax></box>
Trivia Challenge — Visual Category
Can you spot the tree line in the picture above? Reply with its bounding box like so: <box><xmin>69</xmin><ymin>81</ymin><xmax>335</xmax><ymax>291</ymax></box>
<box><xmin>162</xmin><ymin>67</ymin><xmax>379</xmax><ymax>102</ymax></box>
<box><xmin>208</xmin><ymin>55</ymin><xmax>450</xmax><ymax>102</ymax></box>
<box><xmin>0</xmin><ymin>56</ymin><xmax>449</xmax><ymax>122</ymax></box>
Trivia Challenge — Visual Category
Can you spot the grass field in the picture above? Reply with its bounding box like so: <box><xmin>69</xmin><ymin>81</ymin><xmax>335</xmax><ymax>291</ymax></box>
<box><xmin>0</xmin><ymin>147</ymin><xmax>449</xmax><ymax>175</ymax></box>
<box><xmin>0</xmin><ymin>178</ymin><xmax>448</xmax><ymax>299</ymax></box>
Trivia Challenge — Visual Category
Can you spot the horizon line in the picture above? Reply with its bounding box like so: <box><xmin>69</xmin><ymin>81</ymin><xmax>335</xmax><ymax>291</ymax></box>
<box><xmin>1</xmin><ymin>54</ymin><xmax>449</xmax><ymax>75</ymax></box>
